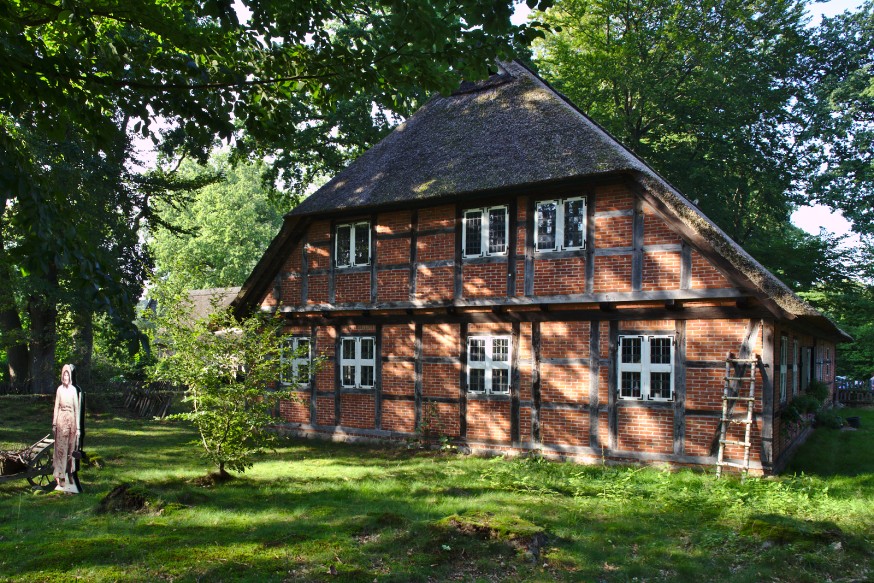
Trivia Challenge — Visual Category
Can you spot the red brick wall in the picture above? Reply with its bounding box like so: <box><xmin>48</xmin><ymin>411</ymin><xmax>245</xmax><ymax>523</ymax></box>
<box><xmin>416</xmin><ymin>266</ymin><xmax>453</xmax><ymax>301</ymax></box>
<box><xmin>595</xmin><ymin>215</ymin><xmax>633</xmax><ymax>248</ymax></box>
<box><xmin>418</xmin><ymin>233</ymin><xmax>454</xmax><ymax>262</ymax></box>
<box><xmin>377</xmin><ymin>238</ymin><xmax>409</xmax><ymax>265</ymax></box>
<box><xmin>642</xmin><ymin>205</ymin><xmax>681</xmax><ymax>245</ymax></box>
<box><xmin>383</xmin><ymin>324</ymin><xmax>415</xmax><ymax>357</ymax></box>
<box><xmin>422</xmin><ymin>363</ymin><xmax>461</xmax><ymax>399</ymax></box>
<box><xmin>382</xmin><ymin>361</ymin><xmax>415</xmax><ymax>396</ymax></box>
<box><xmin>462</xmin><ymin>262</ymin><xmax>507</xmax><ymax>298</ymax></box>
<box><xmin>335</xmin><ymin>271</ymin><xmax>371</xmax><ymax>303</ymax></box>
<box><xmin>382</xmin><ymin>400</ymin><xmax>416</xmax><ymax>433</ymax></box>
<box><xmin>308</xmin><ymin>274</ymin><xmax>329</xmax><ymax>303</ymax></box>
<box><xmin>690</xmin><ymin>250</ymin><xmax>731</xmax><ymax>289</ymax></box>
<box><xmin>685</xmin><ymin>416</ymin><xmax>719</xmax><ymax>457</ymax></box>
<box><xmin>617</xmin><ymin>409</ymin><xmax>673</xmax><ymax>454</ymax></box>
<box><xmin>377</xmin><ymin>269</ymin><xmax>409</xmax><ymax>302</ymax></box>
<box><xmin>279</xmin><ymin>395</ymin><xmax>310</xmax><ymax>424</ymax></box>
<box><xmin>533</xmin><ymin>257</ymin><xmax>587</xmax><ymax>296</ymax></box>
<box><xmin>642</xmin><ymin>251</ymin><xmax>681</xmax><ymax>291</ymax></box>
<box><xmin>316</xmin><ymin>396</ymin><xmax>335</xmax><ymax>426</ymax></box>
<box><xmin>377</xmin><ymin>211</ymin><xmax>412</xmax><ymax>235</ymax></box>
<box><xmin>593</xmin><ymin>255</ymin><xmax>632</xmax><ymax>292</ymax></box>
<box><xmin>340</xmin><ymin>394</ymin><xmax>375</xmax><ymax>429</ymax></box>
<box><xmin>418</xmin><ymin>204</ymin><xmax>455</xmax><ymax>230</ymax></box>
<box><xmin>467</xmin><ymin>401</ymin><xmax>511</xmax><ymax>442</ymax></box>
<box><xmin>541</xmin><ymin>409</ymin><xmax>589</xmax><ymax>446</ymax></box>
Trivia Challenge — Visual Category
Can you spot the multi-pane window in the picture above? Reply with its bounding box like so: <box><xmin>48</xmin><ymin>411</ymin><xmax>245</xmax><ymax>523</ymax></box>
<box><xmin>467</xmin><ymin>336</ymin><xmax>511</xmax><ymax>394</ymax></box>
<box><xmin>535</xmin><ymin>197</ymin><xmax>586</xmax><ymax>252</ymax></box>
<box><xmin>335</xmin><ymin>221</ymin><xmax>371</xmax><ymax>267</ymax></box>
<box><xmin>340</xmin><ymin>336</ymin><xmax>376</xmax><ymax>388</ymax></box>
<box><xmin>792</xmin><ymin>340</ymin><xmax>799</xmax><ymax>397</ymax></box>
<box><xmin>617</xmin><ymin>335</ymin><xmax>674</xmax><ymax>401</ymax></box>
<box><xmin>463</xmin><ymin>207</ymin><xmax>508</xmax><ymax>257</ymax></box>
<box><xmin>780</xmin><ymin>336</ymin><xmax>788</xmax><ymax>403</ymax></box>
<box><xmin>280</xmin><ymin>337</ymin><xmax>311</xmax><ymax>386</ymax></box>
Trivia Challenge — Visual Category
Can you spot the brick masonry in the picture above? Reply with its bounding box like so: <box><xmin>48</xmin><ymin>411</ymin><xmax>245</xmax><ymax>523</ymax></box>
<box><xmin>260</xmin><ymin>184</ymin><xmax>834</xmax><ymax>473</ymax></box>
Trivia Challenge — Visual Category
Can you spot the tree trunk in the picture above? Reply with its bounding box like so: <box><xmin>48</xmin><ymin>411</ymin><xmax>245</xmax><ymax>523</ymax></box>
<box><xmin>29</xmin><ymin>297</ymin><xmax>57</xmax><ymax>395</ymax></box>
<box><xmin>72</xmin><ymin>308</ymin><xmax>93</xmax><ymax>387</ymax></box>
<box><xmin>0</xmin><ymin>217</ymin><xmax>29</xmax><ymax>392</ymax></box>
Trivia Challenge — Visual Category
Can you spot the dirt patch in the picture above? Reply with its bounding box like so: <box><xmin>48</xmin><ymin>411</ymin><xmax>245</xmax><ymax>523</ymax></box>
<box><xmin>437</xmin><ymin>511</ymin><xmax>548</xmax><ymax>562</ymax></box>
<box><xmin>95</xmin><ymin>484</ymin><xmax>153</xmax><ymax>514</ymax></box>
<box><xmin>192</xmin><ymin>470</ymin><xmax>235</xmax><ymax>488</ymax></box>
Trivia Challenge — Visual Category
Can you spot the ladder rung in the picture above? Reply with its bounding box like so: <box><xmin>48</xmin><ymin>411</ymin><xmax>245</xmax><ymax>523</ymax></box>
<box><xmin>724</xmin><ymin>376</ymin><xmax>754</xmax><ymax>381</ymax></box>
<box><xmin>716</xmin><ymin>461</ymin><xmax>749</xmax><ymax>469</ymax></box>
<box><xmin>723</xmin><ymin>396</ymin><xmax>755</xmax><ymax>401</ymax></box>
<box><xmin>721</xmin><ymin>418</ymin><xmax>753</xmax><ymax>424</ymax></box>
<box><xmin>727</xmin><ymin>358</ymin><xmax>759</xmax><ymax>363</ymax></box>
<box><xmin>719</xmin><ymin>439</ymin><xmax>750</xmax><ymax>446</ymax></box>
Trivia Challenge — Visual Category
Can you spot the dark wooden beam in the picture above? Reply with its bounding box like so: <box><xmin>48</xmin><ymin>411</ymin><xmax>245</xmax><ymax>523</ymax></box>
<box><xmin>459</xmin><ymin>322</ymin><xmax>468</xmax><ymax>438</ymax></box>
<box><xmin>374</xmin><ymin>323</ymin><xmax>383</xmax><ymax>430</ymax></box>
<box><xmin>632</xmin><ymin>195</ymin><xmax>644</xmax><ymax>292</ymax></box>
<box><xmin>414</xmin><ymin>322</ymin><xmax>423</xmax><ymax>431</ymax></box>
<box><xmin>511</xmin><ymin>321</ymin><xmax>521</xmax><ymax>445</ymax></box>
<box><xmin>525</xmin><ymin>196</ymin><xmax>535</xmax><ymax>297</ymax></box>
<box><xmin>454</xmin><ymin>205</ymin><xmax>463</xmax><ymax>301</ymax></box>
<box><xmin>761</xmin><ymin>319</ymin><xmax>775</xmax><ymax>471</ymax></box>
<box><xmin>508</xmin><ymin>198</ymin><xmax>518</xmax><ymax>297</ymax></box>
<box><xmin>608</xmin><ymin>320</ymin><xmax>619</xmax><ymax>451</ymax></box>
<box><xmin>673</xmin><ymin>320</ymin><xmax>687</xmax><ymax>456</ymax></box>
<box><xmin>589</xmin><ymin>320</ymin><xmax>600</xmax><ymax>450</ymax></box>
<box><xmin>409</xmin><ymin>209</ymin><xmax>418</xmax><ymax>302</ymax></box>
<box><xmin>531</xmin><ymin>321</ymin><xmax>542</xmax><ymax>444</ymax></box>
<box><xmin>370</xmin><ymin>213</ymin><xmax>378</xmax><ymax>304</ymax></box>
<box><xmin>333</xmin><ymin>325</ymin><xmax>341</xmax><ymax>426</ymax></box>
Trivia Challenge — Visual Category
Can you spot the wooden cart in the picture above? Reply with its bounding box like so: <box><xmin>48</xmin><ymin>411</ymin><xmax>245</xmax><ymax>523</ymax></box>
<box><xmin>0</xmin><ymin>434</ymin><xmax>55</xmax><ymax>490</ymax></box>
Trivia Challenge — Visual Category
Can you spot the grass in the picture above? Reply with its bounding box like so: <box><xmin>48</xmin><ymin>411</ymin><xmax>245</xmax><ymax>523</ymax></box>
<box><xmin>1</xmin><ymin>398</ymin><xmax>872</xmax><ymax>582</ymax></box>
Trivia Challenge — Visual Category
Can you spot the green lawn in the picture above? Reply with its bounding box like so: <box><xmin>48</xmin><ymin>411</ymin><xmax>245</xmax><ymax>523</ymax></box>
<box><xmin>1</xmin><ymin>398</ymin><xmax>872</xmax><ymax>582</ymax></box>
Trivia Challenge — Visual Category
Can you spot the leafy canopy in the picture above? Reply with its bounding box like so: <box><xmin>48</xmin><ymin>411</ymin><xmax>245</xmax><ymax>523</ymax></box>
<box><xmin>148</xmin><ymin>155</ymin><xmax>285</xmax><ymax>291</ymax></box>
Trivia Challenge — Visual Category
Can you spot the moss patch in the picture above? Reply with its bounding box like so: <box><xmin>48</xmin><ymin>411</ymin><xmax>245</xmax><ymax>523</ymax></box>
<box><xmin>741</xmin><ymin>514</ymin><xmax>843</xmax><ymax>544</ymax></box>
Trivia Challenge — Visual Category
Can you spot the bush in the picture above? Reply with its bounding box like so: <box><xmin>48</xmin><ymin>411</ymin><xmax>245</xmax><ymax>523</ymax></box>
<box><xmin>814</xmin><ymin>409</ymin><xmax>844</xmax><ymax>429</ymax></box>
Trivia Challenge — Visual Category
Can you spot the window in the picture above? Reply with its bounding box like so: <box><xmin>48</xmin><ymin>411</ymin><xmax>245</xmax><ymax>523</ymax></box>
<box><xmin>462</xmin><ymin>207</ymin><xmax>508</xmax><ymax>257</ymax></box>
<box><xmin>780</xmin><ymin>336</ymin><xmax>788</xmax><ymax>403</ymax></box>
<box><xmin>535</xmin><ymin>197</ymin><xmax>586</xmax><ymax>252</ymax></box>
<box><xmin>340</xmin><ymin>336</ymin><xmax>376</xmax><ymax>388</ymax></box>
<box><xmin>617</xmin><ymin>335</ymin><xmax>674</xmax><ymax>401</ymax></box>
<box><xmin>467</xmin><ymin>336</ymin><xmax>511</xmax><ymax>394</ymax></box>
<box><xmin>335</xmin><ymin>221</ymin><xmax>370</xmax><ymax>267</ymax></box>
<box><xmin>792</xmin><ymin>339</ymin><xmax>799</xmax><ymax>397</ymax></box>
<box><xmin>281</xmin><ymin>337</ymin><xmax>311</xmax><ymax>386</ymax></box>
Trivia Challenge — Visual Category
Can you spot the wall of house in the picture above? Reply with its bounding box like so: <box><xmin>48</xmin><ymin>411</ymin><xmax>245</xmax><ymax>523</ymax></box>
<box><xmin>261</xmin><ymin>179</ymin><xmax>832</xmax><ymax>473</ymax></box>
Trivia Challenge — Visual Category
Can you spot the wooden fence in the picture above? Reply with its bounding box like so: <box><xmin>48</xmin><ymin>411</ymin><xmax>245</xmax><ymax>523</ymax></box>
<box><xmin>122</xmin><ymin>381</ymin><xmax>180</xmax><ymax>419</ymax></box>
<box><xmin>837</xmin><ymin>389</ymin><xmax>874</xmax><ymax>405</ymax></box>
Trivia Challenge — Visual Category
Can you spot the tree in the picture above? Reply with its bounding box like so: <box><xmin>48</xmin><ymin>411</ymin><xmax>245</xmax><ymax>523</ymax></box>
<box><xmin>802</xmin><ymin>1</ymin><xmax>874</xmax><ymax>236</ymax></box>
<box><xmin>532</xmin><ymin>0</ymin><xmax>813</xmax><ymax>260</ymax></box>
<box><xmin>0</xmin><ymin>0</ymin><xmax>553</xmax><ymax>391</ymax></box>
<box><xmin>145</xmin><ymin>284</ymin><xmax>314</xmax><ymax>476</ymax></box>
<box><xmin>148</xmin><ymin>156</ymin><xmax>285</xmax><ymax>291</ymax></box>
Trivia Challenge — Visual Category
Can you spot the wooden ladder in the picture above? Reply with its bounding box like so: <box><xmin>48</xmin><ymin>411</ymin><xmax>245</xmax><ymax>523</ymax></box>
<box><xmin>716</xmin><ymin>353</ymin><xmax>758</xmax><ymax>478</ymax></box>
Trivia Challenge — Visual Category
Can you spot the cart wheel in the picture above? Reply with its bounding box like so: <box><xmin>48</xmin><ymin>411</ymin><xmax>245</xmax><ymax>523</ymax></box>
<box><xmin>27</xmin><ymin>444</ymin><xmax>54</xmax><ymax>491</ymax></box>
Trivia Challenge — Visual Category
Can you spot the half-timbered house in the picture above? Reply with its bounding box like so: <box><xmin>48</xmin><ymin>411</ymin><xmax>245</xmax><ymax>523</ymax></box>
<box><xmin>233</xmin><ymin>61</ymin><xmax>849</xmax><ymax>474</ymax></box>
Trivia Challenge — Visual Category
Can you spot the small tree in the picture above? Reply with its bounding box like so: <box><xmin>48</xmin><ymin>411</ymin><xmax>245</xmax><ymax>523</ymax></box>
<box><xmin>146</xmin><ymin>288</ymin><xmax>312</xmax><ymax>477</ymax></box>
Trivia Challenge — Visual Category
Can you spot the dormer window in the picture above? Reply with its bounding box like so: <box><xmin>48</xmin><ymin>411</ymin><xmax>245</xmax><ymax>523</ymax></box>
<box><xmin>463</xmin><ymin>206</ymin><xmax>508</xmax><ymax>257</ymax></box>
<box><xmin>335</xmin><ymin>221</ymin><xmax>370</xmax><ymax>267</ymax></box>
<box><xmin>535</xmin><ymin>197</ymin><xmax>586</xmax><ymax>252</ymax></box>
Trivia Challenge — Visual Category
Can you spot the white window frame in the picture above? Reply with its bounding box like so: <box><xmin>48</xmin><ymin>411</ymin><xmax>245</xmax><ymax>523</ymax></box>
<box><xmin>339</xmin><ymin>336</ymin><xmax>376</xmax><ymax>388</ymax></box>
<box><xmin>617</xmin><ymin>335</ymin><xmax>675</xmax><ymax>401</ymax></box>
<box><xmin>462</xmin><ymin>206</ymin><xmax>509</xmax><ymax>258</ymax></box>
<box><xmin>280</xmin><ymin>336</ymin><xmax>312</xmax><ymax>387</ymax></box>
<box><xmin>335</xmin><ymin>221</ymin><xmax>371</xmax><ymax>268</ymax></box>
<box><xmin>780</xmin><ymin>336</ymin><xmax>788</xmax><ymax>403</ymax></box>
<box><xmin>535</xmin><ymin>196</ymin><xmax>587</xmax><ymax>252</ymax></box>
<box><xmin>467</xmin><ymin>335</ymin><xmax>512</xmax><ymax>394</ymax></box>
<box><xmin>792</xmin><ymin>339</ymin><xmax>799</xmax><ymax>397</ymax></box>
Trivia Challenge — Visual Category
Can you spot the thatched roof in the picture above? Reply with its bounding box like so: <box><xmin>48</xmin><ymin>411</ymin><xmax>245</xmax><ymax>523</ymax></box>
<box><xmin>239</xmin><ymin>61</ymin><xmax>848</xmax><ymax>341</ymax></box>
<box><xmin>188</xmin><ymin>287</ymin><xmax>241</xmax><ymax>320</ymax></box>
<box><xmin>292</xmin><ymin>61</ymin><xmax>649</xmax><ymax>217</ymax></box>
